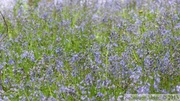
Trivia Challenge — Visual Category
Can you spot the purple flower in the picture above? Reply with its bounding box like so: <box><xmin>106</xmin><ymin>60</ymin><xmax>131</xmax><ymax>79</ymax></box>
<box><xmin>176</xmin><ymin>85</ymin><xmax>180</xmax><ymax>94</ymax></box>
<box><xmin>21</xmin><ymin>51</ymin><xmax>29</xmax><ymax>59</ymax></box>
<box><xmin>28</xmin><ymin>51</ymin><xmax>35</xmax><ymax>62</ymax></box>
<box><xmin>96</xmin><ymin>92</ymin><xmax>104</xmax><ymax>97</ymax></box>
<box><xmin>55</xmin><ymin>48</ymin><xmax>62</xmax><ymax>55</ymax></box>
<box><xmin>102</xmin><ymin>79</ymin><xmax>111</xmax><ymax>87</ymax></box>
<box><xmin>172</xmin><ymin>14</ymin><xmax>179</xmax><ymax>22</ymax></box>
<box><xmin>96</xmin><ymin>79</ymin><xmax>101</xmax><ymax>89</ymax></box>
<box><xmin>59</xmin><ymin>86</ymin><xmax>66</xmax><ymax>93</ymax></box>
<box><xmin>160</xmin><ymin>89</ymin><xmax>169</xmax><ymax>94</ymax></box>
<box><xmin>0</xmin><ymin>64</ymin><xmax>3</xmax><ymax>70</ymax></box>
<box><xmin>137</xmin><ymin>83</ymin><xmax>150</xmax><ymax>94</ymax></box>
<box><xmin>174</xmin><ymin>23</ymin><xmax>180</xmax><ymax>29</ymax></box>
<box><xmin>154</xmin><ymin>82</ymin><xmax>158</xmax><ymax>90</ymax></box>
<box><xmin>81</xmin><ymin>96</ymin><xmax>87</xmax><ymax>100</ymax></box>
<box><xmin>137</xmin><ymin>49</ymin><xmax>143</xmax><ymax>58</ymax></box>
<box><xmin>144</xmin><ymin>56</ymin><xmax>151</xmax><ymax>68</ymax></box>
<box><xmin>4</xmin><ymin>78</ymin><xmax>9</xmax><ymax>85</ymax></box>
<box><xmin>56</xmin><ymin>60</ymin><xmax>64</xmax><ymax>71</ymax></box>
<box><xmin>163</xmin><ymin>51</ymin><xmax>170</xmax><ymax>67</ymax></box>
<box><xmin>94</xmin><ymin>52</ymin><xmax>102</xmax><ymax>64</ymax></box>
<box><xmin>130</xmin><ymin>72</ymin><xmax>141</xmax><ymax>83</ymax></box>
<box><xmin>42</xmin><ymin>12</ymin><xmax>48</xmax><ymax>19</ymax></box>
<box><xmin>85</xmin><ymin>73</ymin><xmax>94</xmax><ymax>85</ymax></box>
<box><xmin>163</xmin><ymin>37</ymin><xmax>171</xmax><ymax>45</ymax></box>
<box><xmin>120</xmin><ymin>60</ymin><xmax>126</xmax><ymax>67</ymax></box>
<box><xmin>47</xmin><ymin>97</ymin><xmax>56</xmax><ymax>101</ymax></box>
<box><xmin>71</xmin><ymin>54</ymin><xmax>79</xmax><ymax>63</ymax></box>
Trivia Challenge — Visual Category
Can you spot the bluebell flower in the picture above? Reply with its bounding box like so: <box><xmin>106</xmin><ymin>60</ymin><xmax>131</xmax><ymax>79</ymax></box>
<box><xmin>94</xmin><ymin>52</ymin><xmax>102</xmax><ymax>64</ymax></box>
<box><xmin>28</xmin><ymin>51</ymin><xmax>35</xmax><ymax>62</ymax></box>
<box><xmin>137</xmin><ymin>83</ymin><xmax>150</xmax><ymax>94</ymax></box>
<box><xmin>120</xmin><ymin>60</ymin><xmax>126</xmax><ymax>67</ymax></box>
<box><xmin>163</xmin><ymin>37</ymin><xmax>171</xmax><ymax>45</ymax></box>
<box><xmin>0</xmin><ymin>64</ymin><xmax>3</xmax><ymax>70</ymax></box>
<box><xmin>71</xmin><ymin>54</ymin><xmax>79</xmax><ymax>63</ymax></box>
<box><xmin>144</xmin><ymin>56</ymin><xmax>151</xmax><ymax>68</ymax></box>
<box><xmin>47</xmin><ymin>96</ymin><xmax>56</xmax><ymax>101</ymax></box>
<box><xmin>85</xmin><ymin>73</ymin><xmax>94</xmax><ymax>85</ymax></box>
<box><xmin>96</xmin><ymin>92</ymin><xmax>104</xmax><ymax>97</ymax></box>
<box><xmin>21</xmin><ymin>51</ymin><xmax>29</xmax><ymax>59</ymax></box>
<box><xmin>163</xmin><ymin>51</ymin><xmax>170</xmax><ymax>67</ymax></box>
<box><xmin>176</xmin><ymin>85</ymin><xmax>180</xmax><ymax>94</ymax></box>
<box><xmin>174</xmin><ymin>23</ymin><xmax>180</xmax><ymax>29</ymax></box>
<box><xmin>160</xmin><ymin>89</ymin><xmax>169</xmax><ymax>94</ymax></box>
<box><xmin>81</xmin><ymin>96</ymin><xmax>87</xmax><ymax>100</ymax></box>
<box><xmin>56</xmin><ymin>60</ymin><xmax>64</xmax><ymax>68</ymax></box>
<box><xmin>4</xmin><ymin>78</ymin><xmax>9</xmax><ymax>85</ymax></box>
<box><xmin>102</xmin><ymin>79</ymin><xmax>111</xmax><ymax>87</ymax></box>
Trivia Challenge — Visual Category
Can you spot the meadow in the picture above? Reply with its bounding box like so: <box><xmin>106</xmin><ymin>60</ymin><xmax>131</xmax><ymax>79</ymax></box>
<box><xmin>0</xmin><ymin>0</ymin><xmax>180</xmax><ymax>100</ymax></box>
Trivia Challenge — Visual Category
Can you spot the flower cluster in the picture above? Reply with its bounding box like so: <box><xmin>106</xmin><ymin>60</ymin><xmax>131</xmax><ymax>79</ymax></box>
<box><xmin>0</xmin><ymin>0</ymin><xmax>179</xmax><ymax>100</ymax></box>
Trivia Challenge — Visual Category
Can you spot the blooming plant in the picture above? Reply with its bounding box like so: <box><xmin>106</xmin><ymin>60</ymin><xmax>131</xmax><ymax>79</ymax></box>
<box><xmin>0</xmin><ymin>0</ymin><xmax>179</xmax><ymax>100</ymax></box>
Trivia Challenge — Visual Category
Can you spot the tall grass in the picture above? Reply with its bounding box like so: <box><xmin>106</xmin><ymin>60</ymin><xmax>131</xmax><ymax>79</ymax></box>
<box><xmin>0</xmin><ymin>0</ymin><xmax>180</xmax><ymax>100</ymax></box>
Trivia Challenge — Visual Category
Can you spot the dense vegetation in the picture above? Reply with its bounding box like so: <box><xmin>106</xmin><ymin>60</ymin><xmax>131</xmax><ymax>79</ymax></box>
<box><xmin>0</xmin><ymin>0</ymin><xmax>179</xmax><ymax>100</ymax></box>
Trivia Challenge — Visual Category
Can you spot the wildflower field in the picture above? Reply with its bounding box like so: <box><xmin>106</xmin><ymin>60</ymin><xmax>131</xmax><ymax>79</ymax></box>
<box><xmin>0</xmin><ymin>0</ymin><xmax>180</xmax><ymax>100</ymax></box>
